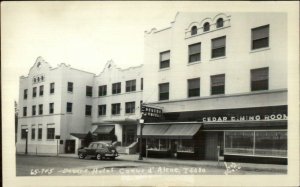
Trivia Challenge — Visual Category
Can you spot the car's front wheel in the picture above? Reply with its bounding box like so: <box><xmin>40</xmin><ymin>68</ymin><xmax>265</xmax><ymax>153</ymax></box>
<box><xmin>78</xmin><ymin>153</ymin><xmax>85</xmax><ymax>159</ymax></box>
<box><xmin>96</xmin><ymin>154</ymin><xmax>102</xmax><ymax>160</ymax></box>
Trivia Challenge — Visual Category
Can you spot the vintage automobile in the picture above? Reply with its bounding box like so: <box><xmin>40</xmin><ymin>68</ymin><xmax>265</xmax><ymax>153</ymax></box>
<box><xmin>78</xmin><ymin>141</ymin><xmax>119</xmax><ymax>160</ymax></box>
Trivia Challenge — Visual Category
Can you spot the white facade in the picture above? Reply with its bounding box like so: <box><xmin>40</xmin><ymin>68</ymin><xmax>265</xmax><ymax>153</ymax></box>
<box><xmin>143</xmin><ymin>12</ymin><xmax>287</xmax><ymax>111</ymax></box>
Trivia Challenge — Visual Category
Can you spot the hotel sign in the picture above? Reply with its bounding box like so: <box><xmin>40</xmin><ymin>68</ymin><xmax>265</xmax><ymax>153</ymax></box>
<box><xmin>141</xmin><ymin>105</ymin><xmax>163</xmax><ymax>118</ymax></box>
<box><xmin>202</xmin><ymin>114</ymin><xmax>287</xmax><ymax>122</ymax></box>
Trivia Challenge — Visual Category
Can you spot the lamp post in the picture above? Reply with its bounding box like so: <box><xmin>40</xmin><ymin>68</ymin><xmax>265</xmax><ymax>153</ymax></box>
<box><xmin>138</xmin><ymin>118</ymin><xmax>144</xmax><ymax>160</ymax></box>
<box><xmin>25</xmin><ymin>128</ymin><xmax>28</xmax><ymax>155</ymax></box>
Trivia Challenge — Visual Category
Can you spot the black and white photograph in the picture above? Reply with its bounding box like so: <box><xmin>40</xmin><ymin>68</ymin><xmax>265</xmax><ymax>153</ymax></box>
<box><xmin>1</xmin><ymin>1</ymin><xmax>299</xmax><ymax>187</ymax></box>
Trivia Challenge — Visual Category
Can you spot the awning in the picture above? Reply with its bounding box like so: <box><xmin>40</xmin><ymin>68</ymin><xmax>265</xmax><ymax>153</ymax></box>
<box><xmin>70</xmin><ymin>133</ymin><xmax>87</xmax><ymax>139</ymax></box>
<box><xmin>202</xmin><ymin>120</ymin><xmax>287</xmax><ymax>130</ymax></box>
<box><xmin>94</xmin><ymin>125</ymin><xmax>115</xmax><ymax>134</ymax></box>
<box><xmin>138</xmin><ymin>123</ymin><xmax>201</xmax><ymax>139</ymax></box>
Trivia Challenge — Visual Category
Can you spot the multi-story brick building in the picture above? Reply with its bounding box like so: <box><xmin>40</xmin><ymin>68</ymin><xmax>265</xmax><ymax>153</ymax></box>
<box><xmin>142</xmin><ymin>12</ymin><xmax>287</xmax><ymax>164</ymax></box>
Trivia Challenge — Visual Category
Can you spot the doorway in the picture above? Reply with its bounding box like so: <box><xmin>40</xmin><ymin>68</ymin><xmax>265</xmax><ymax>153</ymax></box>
<box><xmin>204</xmin><ymin>132</ymin><xmax>224</xmax><ymax>160</ymax></box>
<box><xmin>65</xmin><ymin>140</ymin><xmax>75</xmax><ymax>153</ymax></box>
<box><xmin>122</xmin><ymin>125</ymin><xmax>137</xmax><ymax>146</ymax></box>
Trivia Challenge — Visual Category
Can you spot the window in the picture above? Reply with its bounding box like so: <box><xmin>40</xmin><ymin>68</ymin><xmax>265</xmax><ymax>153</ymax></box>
<box><xmin>85</xmin><ymin>105</ymin><xmax>92</xmax><ymax>116</ymax></box>
<box><xmin>23</xmin><ymin>107</ymin><xmax>27</xmax><ymax>117</ymax></box>
<box><xmin>191</xmin><ymin>26</ymin><xmax>197</xmax><ymax>35</ymax></box>
<box><xmin>38</xmin><ymin>104</ymin><xmax>43</xmax><ymax>115</ymax></box>
<box><xmin>47</xmin><ymin>125</ymin><xmax>55</xmax><ymax>140</ymax></box>
<box><xmin>251</xmin><ymin>67</ymin><xmax>269</xmax><ymax>91</ymax></box>
<box><xmin>111</xmin><ymin>103</ymin><xmax>121</xmax><ymax>115</ymax></box>
<box><xmin>188</xmin><ymin>43</ymin><xmax>201</xmax><ymax>63</ymax></box>
<box><xmin>141</xmin><ymin>78</ymin><xmax>143</xmax><ymax>90</ymax></box>
<box><xmin>21</xmin><ymin>128</ymin><xmax>28</xmax><ymax>139</ymax></box>
<box><xmin>38</xmin><ymin>125</ymin><xmax>42</xmax><ymax>140</ymax></box>
<box><xmin>126</xmin><ymin>80</ymin><xmax>136</xmax><ymax>92</ymax></box>
<box><xmin>140</xmin><ymin>100</ymin><xmax>143</xmax><ymax>112</ymax></box>
<box><xmin>252</xmin><ymin>25</ymin><xmax>269</xmax><ymax>50</ymax></box>
<box><xmin>159</xmin><ymin>51</ymin><xmax>170</xmax><ymax>69</ymax></box>
<box><xmin>98</xmin><ymin>85</ymin><xmax>107</xmax><ymax>96</ymax></box>
<box><xmin>68</xmin><ymin>82</ymin><xmax>73</xmax><ymax>92</ymax></box>
<box><xmin>24</xmin><ymin>89</ymin><xmax>28</xmax><ymax>99</ymax></box>
<box><xmin>50</xmin><ymin>83</ymin><xmax>55</xmax><ymax>94</ymax></box>
<box><xmin>98</xmin><ymin>105</ymin><xmax>106</xmax><ymax>116</ymax></box>
<box><xmin>66</xmin><ymin>102</ymin><xmax>73</xmax><ymax>113</ymax></box>
<box><xmin>39</xmin><ymin>85</ymin><xmax>44</xmax><ymax>96</ymax></box>
<box><xmin>32</xmin><ymin>105</ymin><xmax>36</xmax><ymax>116</ymax></box>
<box><xmin>211</xmin><ymin>74</ymin><xmax>225</xmax><ymax>95</ymax></box>
<box><xmin>159</xmin><ymin>83</ymin><xmax>169</xmax><ymax>101</ymax></box>
<box><xmin>188</xmin><ymin>78</ymin><xmax>200</xmax><ymax>97</ymax></box>
<box><xmin>112</xmin><ymin>82</ymin><xmax>121</xmax><ymax>94</ymax></box>
<box><xmin>125</xmin><ymin>102</ymin><xmax>135</xmax><ymax>114</ymax></box>
<box><xmin>203</xmin><ymin>22</ymin><xmax>210</xmax><ymax>32</ymax></box>
<box><xmin>225</xmin><ymin>131</ymin><xmax>254</xmax><ymax>155</ymax></box>
<box><xmin>32</xmin><ymin>87</ymin><xmax>37</xmax><ymax>97</ymax></box>
<box><xmin>216</xmin><ymin>18</ymin><xmax>224</xmax><ymax>28</ymax></box>
<box><xmin>49</xmin><ymin>103</ymin><xmax>54</xmax><ymax>114</ymax></box>
<box><xmin>212</xmin><ymin>36</ymin><xmax>226</xmax><ymax>58</ymax></box>
<box><xmin>86</xmin><ymin>86</ymin><xmax>93</xmax><ymax>97</ymax></box>
<box><xmin>31</xmin><ymin>126</ymin><xmax>36</xmax><ymax>140</ymax></box>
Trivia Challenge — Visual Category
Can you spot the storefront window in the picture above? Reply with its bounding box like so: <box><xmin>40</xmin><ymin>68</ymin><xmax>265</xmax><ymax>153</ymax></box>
<box><xmin>147</xmin><ymin>138</ymin><xmax>159</xmax><ymax>150</ymax></box>
<box><xmin>178</xmin><ymin>139</ymin><xmax>194</xmax><ymax>153</ymax></box>
<box><xmin>225</xmin><ymin>131</ymin><xmax>254</xmax><ymax>155</ymax></box>
<box><xmin>159</xmin><ymin>139</ymin><xmax>168</xmax><ymax>151</ymax></box>
<box><xmin>255</xmin><ymin>131</ymin><xmax>287</xmax><ymax>157</ymax></box>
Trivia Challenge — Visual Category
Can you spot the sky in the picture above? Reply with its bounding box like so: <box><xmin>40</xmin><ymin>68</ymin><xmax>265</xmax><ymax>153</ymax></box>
<box><xmin>1</xmin><ymin>1</ymin><xmax>298</xmax><ymax>102</ymax></box>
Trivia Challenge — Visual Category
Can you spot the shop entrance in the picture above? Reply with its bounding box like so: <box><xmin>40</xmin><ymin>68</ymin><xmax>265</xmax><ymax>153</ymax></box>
<box><xmin>65</xmin><ymin>140</ymin><xmax>75</xmax><ymax>154</ymax></box>
<box><xmin>122</xmin><ymin>125</ymin><xmax>137</xmax><ymax>146</ymax></box>
<box><xmin>204</xmin><ymin>132</ymin><xmax>224</xmax><ymax>160</ymax></box>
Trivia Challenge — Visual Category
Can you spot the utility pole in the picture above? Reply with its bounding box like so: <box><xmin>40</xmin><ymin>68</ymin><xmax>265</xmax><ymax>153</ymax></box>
<box><xmin>25</xmin><ymin>128</ymin><xmax>28</xmax><ymax>155</ymax></box>
<box><xmin>138</xmin><ymin>118</ymin><xmax>144</xmax><ymax>160</ymax></box>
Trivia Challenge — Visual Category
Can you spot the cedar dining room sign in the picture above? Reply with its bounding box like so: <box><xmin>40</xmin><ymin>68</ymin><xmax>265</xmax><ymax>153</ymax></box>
<box><xmin>202</xmin><ymin>113</ymin><xmax>288</xmax><ymax>122</ymax></box>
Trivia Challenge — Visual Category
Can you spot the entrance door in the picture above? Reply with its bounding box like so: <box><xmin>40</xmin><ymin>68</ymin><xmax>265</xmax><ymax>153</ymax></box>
<box><xmin>122</xmin><ymin>125</ymin><xmax>137</xmax><ymax>146</ymax></box>
<box><xmin>170</xmin><ymin>140</ymin><xmax>178</xmax><ymax>158</ymax></box>
<box><xmin>204</xmin><ymin>132</ymin><xmax>219</xmax><ymax>160</ymax></box>
<box><xmin>65</xmin><ymin>140</ymin><xmax>76</xmax><ymax>154</ymax></box>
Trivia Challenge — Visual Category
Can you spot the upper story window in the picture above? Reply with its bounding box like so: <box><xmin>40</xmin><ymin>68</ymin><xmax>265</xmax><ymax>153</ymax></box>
<box><xmin>203</xmin><ymin>22</ymin><xmax>210</xmax><ymax>32</ymax></box>
<box><xmin>38</xmin><ymin>124</ymin><xmax>42</xmax><ymax>140</ymax></box>
<box><xmin>126</xmin><ymin>80</ymin><xmax>136</xmax><ymax>92</ymax></box>
<box><xmin>32</xmin><ymin>105</ymin><xmax>36</xmax><ymax>116</ymax></box>
<box><xmin>66</xmin><ymin>102</ymin><xmax>72</xmax><ymax>113</ymax></box>
<box><xmin>188</xmin><ymin>43</ymin><xmax>201</xmax><ymax>63</ymax></box>
<box><xmin>49</xmin><ymin>103</ymin><xmax>54</xmax><ymax>114</ymax></box>
<box><xmin>112</xmin><ymin>82</ymin><xmax>121</xmax><ymax>94</ymax></box>
<box><xmin>159</xmin><ymin>83</ymin><xmax>169</xmax><ymax>101</ymax></box>
<box><xmin>98</xmin><ymin>105</ymin><xmax>106</xmax><ymax>116</ymax></box>
<box><xmin>24</xmin><ymin>89</ymin><xmax>28</xmax><ymax>100</ymax></box>
<box><xmin>252</xmin><ymin>25</ymin><xmax>269</xmax><ymax>50</ymax></box>
<box><xmin>50</xmin><ymin>83</ymin><xmax>55</xmax><ymax>94</ymax></box>
<box><xmin>68</xmin><ymin>82</ymin><xmax>73</xmax><ymax>92</ymax></box>
<box><xmin>191</xmin><ymin>26</ymin><xmax>198</xmax><ymax>35</ymax></box>
<box><xmin>23</xmin><ymin>107</ymin><xmax>27</xmax><ymax>117</ymax></box>
<box><xmin>212</xmin><ymin>36</ymin><xmax>226</xmax><ymax>58</ymax></box>
<box><xmin>125</xmin><ymin>102</ymin><xmax>135</xmax><ymax>114</ymax></box>
<box><xmin>211</xmin><ymin>74</ymin><xmax>225</xmax><ymax>95</ymax></box>
<box><xmin>39</xmin><ymin>85</ymin><xmax>44</xmax><ymax>96</ymax></box>
<box><xmin>85</xmin><ymin>105</ymin><xmax>92</xmax><ymax>116</ymax></box>
<box><xmin>38</xmin><ymin>104</ymin><xmax>43</xmax><ymax>115</ymax></box>
<box><xmin>251</xmin><ymin>67</ymin><xmax>269</xmax><ymax>91</ymax></box>
<box><xmin>32</xmin><ymin>87</ymin><xmax>37</xmax><ymax>98</ymax></box>
<box><xmin>141</xmin><ymin>78</ymin><xmax>143</xmax><ymax>90</ymax></box>
<box><xmin>216</xmin><ymin>18</ymin><xmax>224</xmax><ymax>28</ymax></box>
<box><xmin>47</xmin><ymin>125</ymin><xmax>55</xmax><ymax>140</ymax></box>
<box><xmin>31</xmin><ymin>126</ymin><xmax>36</xmax><ymax>140</ymax></box>
<box><xmin>98</xmin><ymin>85</ymin><xmax>107</xmax><ymax>96</ymax></box>
<box><xmin>159</xmin><ymin>51</ymin><xmax>170</xmax><ymax>69</ymax></box>
<box><xmin>86</xmin><ymin>86</ymin><xmax>93</xmax><ymax>97</ymax></box>
<box><xmin>111</xmin><ymin>103</ymin><xmax>121</xmax><ymax>115</ymax></box>
<box><xmin>21</xmin><ymin>126</ymin><xmax>28</xmax><ymax>139</ymax></box>
<box><xmin>188</xmin><ymin>78</ymin><xmax>200</xmax><ymax>97</ymax></box>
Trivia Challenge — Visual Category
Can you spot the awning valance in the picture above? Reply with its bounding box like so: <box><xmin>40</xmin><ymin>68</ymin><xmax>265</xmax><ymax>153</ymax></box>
<box><xmin>138</xmin><ymin>123</ymin><xmax>201</xmax><ymax>139</ymax></box>
<box><xmin>202</xmin><ymin>120</ymin><xmax>287</xmax><ymax>130</ymax></box>
<box><xmin>94</xmin><ymin>125</ymin><xmax>115</xmax><ymax>134</ymax></box>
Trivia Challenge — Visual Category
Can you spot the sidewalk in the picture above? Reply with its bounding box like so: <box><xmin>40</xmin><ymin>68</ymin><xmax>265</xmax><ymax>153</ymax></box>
<box><xmin>18</xmin><ymin>153</ymin><xmax>287</xmax><ymax>173</ymax></box>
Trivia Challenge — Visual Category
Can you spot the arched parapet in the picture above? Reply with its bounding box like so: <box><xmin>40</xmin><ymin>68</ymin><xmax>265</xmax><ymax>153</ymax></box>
<box><xmin>212</xmin><ymin>13</ymin><xmax>231</xmax><ymax>30</ymax></box>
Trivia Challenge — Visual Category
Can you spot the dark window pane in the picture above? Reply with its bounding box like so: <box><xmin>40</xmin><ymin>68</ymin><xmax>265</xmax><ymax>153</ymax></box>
<box><xmin>211</xmin><ymin>85</ymin><xmax>224</xmax><ymax>95</ymax></box>
<box><xmin>33</xmin><ymin>87</ymin><xmax>37</xmax><ymax>97</ymax></box>
<box><xmin>68</xmin><ymin>82</ymin><xmax>73</xmax><ymax>92</ymax></box>
<box><xmin>225</xmin><ymin>131</ymin><xmax>254</xmax><ymax>155</ymax></box>
<box><xmin>252</xmin><ymin>38</ymin><xmax>269</xmax><ymax>49</ymax></box>
<box><xmin>112</xmin><ymin>103</ymin><xmax>120</xmax><ymax>115</ymax></box>
<box><xmin>67</xmin><ymin>102</ymin><xmax>72</xmax><ymax>113</ymax></box>
<box><xmin>39</xmin><ymin>104</ymin><xmax>43</xmax><ymax>115</ymax></box>
<box><xmin>212</xmin><ymin>47</ymin><xmax>225</xmax><ymax>58</ymax></box>
<box><xmin>24</xmin><ymin>89</ymin><xmax>28</xmax><ymax>99</ymax></box>
<box><xmin>191</xmin><ymin>26</ymin><xmax>197</xmax><ymax>35</ymax></box>
<box><xmin>216</xmin><ymin>18</ymin><xmax>224</xmax><ymax>28</ymax></box>
<box><xmin>21</xmin><ymin>129</ymin><xmax>27</xmax><ymax>139</ymax></box>
<box><xmin>31</xmin><ymin>128</ymin><xmax>35</xmax><ymax>139</ymax></box>
<box><xmin>203</xmin><ymin>22</ymin><xmax>210</xmax><ymax>32</ymax></box>
<box><xmin>159</xmin><ymin>83</ymin><xmax>169</xmax><ymax>100</ymax></box>
<box><xmin>23</xmin><ymin>107</ymin><xmax>27</xmax><ymax>117</ymax></box>
<box><xmin>251</xmin><ymin>80</ymin><xmax>268</xmax><ymax>91</ymax></box>
<box><xmin>160</xmin><ymin>51</ymin><xmax>170</xmax><ymax>69</ymax></box>
<box><xmin>47</xmin><ymin>128</ymin><xmax>55</xmax><ymax>139</ymax></box>
<box><xmin>112</xmin><ymin>83</ymin><xmax>121</xmax><ymax>94</ymax></box>
<box><xmin>85</xmin><ymin>105</ymin><xmax>92</xmax><ymax>116</ymax></box>
<box><xmin>86</xmin><ymin>86</ymin><xmax>93</xmax><ymax>97</ymax></box>
<box><xmin>50</xmin><ymin>83</ymin><xmax>55</xmax><ymax>94</ymax></box>
<box><xmin>252</xmin><ymin>25</ymin><xmax>269</xmax><ymax>50</ymax></box>
<box><xmin>189</xmin><ymin>54</ymin><xmax>200</xmax><ymax>63</ymax></box>
<box><xmin>160</xmin><ymin>60</ymin><xmax>170</xmax><ymax>69</ymax></box>
<box><xmin>98</xmin><ymin>105</ymin><xmax>106</xmax><ymax>116</ymax></box>
<box><xmin>126</xmin><ymin>80</ymin><xmax>136</xmax><ymax>92</ymax></box>
<box><xmin>38</xmin><ymin>128</ymin><xmax>42</xmax><ymax>140</ymax></box>
<box><xmin>98</xmin><ymin>85</ymin><xmax>107</xmax><ymax>96</ymax></box>
<box><xmin>125</xmin><ymin>102</ymin><xmax>135</xmax><ymax>114</ymax></box>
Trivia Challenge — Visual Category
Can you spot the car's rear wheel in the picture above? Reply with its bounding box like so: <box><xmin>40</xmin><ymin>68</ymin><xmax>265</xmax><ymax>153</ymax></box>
<box><xmin>96</xmin><ymin>154</ymin><xmax>102</xmax><ymax>160</ymax></box>
<box><xmin>78</xmin><ymin>153</ymin><xmax>85</xmax><ymax>159</ymax></box>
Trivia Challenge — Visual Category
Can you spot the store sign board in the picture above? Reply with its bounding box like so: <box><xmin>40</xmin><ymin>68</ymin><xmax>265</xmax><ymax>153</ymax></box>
<box><xmin>202</xmin><ymin>113</ymin><xmax>287</xmax><ymax>122</ymax></box>
<box><xmin>141</xmin><ymin>105</ymin><xmax>163</xmax><ymax>118</ymax></box>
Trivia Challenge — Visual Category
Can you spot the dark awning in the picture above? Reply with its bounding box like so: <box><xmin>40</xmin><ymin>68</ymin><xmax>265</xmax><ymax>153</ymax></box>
<box><xmin>94</xmin><ymin>125</ymin><xmax>115</xmax><ymax>134</ymax></box>
<box><xmin>202</xmin><ymin>120</ymin><xmax>287</xmax><ymax>130</ymax></box>
<box><xmin>70</xmin><ymin>133</ymin><xmax>87</xmax><ymax>139</ymax></box>
<box><xmin>138</xmin><ymin>123</ymin><xmax>201</xmax><ymax>139</ymax></box>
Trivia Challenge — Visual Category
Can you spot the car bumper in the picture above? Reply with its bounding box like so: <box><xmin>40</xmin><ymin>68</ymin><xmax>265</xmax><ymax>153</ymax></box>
<box><xmin>105</xmin><ymin>153</ymin><xmax>118</xmax><ymax>157</ymax></box>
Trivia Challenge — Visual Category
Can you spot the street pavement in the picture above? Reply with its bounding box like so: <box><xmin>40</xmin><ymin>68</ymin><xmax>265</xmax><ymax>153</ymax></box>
<box><xmin>16</xmin><ymin>154</ymin><xmax>287</xmax><ymax>176</ymax></box>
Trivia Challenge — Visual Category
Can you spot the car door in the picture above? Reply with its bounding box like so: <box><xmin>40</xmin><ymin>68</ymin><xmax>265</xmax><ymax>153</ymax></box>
<box><xmin>86</xmin><ymin>143</ymin><xmax>96</xmax><ymax>156</ymax></box>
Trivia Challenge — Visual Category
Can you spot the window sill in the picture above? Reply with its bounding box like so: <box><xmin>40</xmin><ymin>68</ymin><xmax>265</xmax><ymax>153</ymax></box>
<box><xmin>66</xmin><ymin>112</ymin><xmax>73</xmax><ymax>114</ymax></box>
<box><xmin>98</xmin><ymin>115</ymin><xmax>107</xmax><ymax>117</ymax></box>
<box><xmin>112</xmin><ymin>114</ymin><xmax>121</xmax><ymax>116</ymax></box>
<box><xmin>67</xmin><ymin>91</ymin><xmax>73</xmax><ymax>94</ymax></box>
<box><xmin>85</xmin><ymin>115</ymin><xmax>92</xmax><ymax>117</ymax></box>
<box><xmin>187</xmin><ymin>61</ymin><xmax>201</xmax><ymax>66</ymax></box>
<box><xmin>250</xmin><ymin>47</ymin><xmax>270</xmax><ymax>53</ymax></box>
<box><xmin>158</xmin><ymin>67</ymin><xmax>170</xmax><ymax>72</ymax></box>
<box><xmin>125</xmin><ymin>113</ymin><xmax>136</xmax><ymax>115</ymax></box>
<box><xmin>210</xmin><ymin>56</ymin><xmax>226</xmax><ymax>61</ymax></box>
<box><xmin>46</xmin><ymin>139</ymin><xmax>55</xmax><ymax>141</ymax></box>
